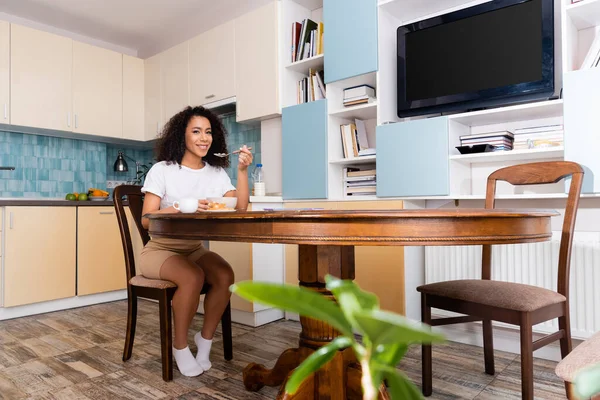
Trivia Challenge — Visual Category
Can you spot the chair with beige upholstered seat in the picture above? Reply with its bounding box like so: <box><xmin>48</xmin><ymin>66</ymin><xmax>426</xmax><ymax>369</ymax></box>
<box><xmin>417</xmin><ymin>161</ymin><xmax>584</xmax><ymax>400</ymax></box>
<box><xmin>556</xmin><ymin>331</ymin><xmax>600</xmax><ymax>399</ymax></box>
<box><xmin>113</xmin><ymin>185</ymin><xmax>233</xmax><ymax>381</ymax></box>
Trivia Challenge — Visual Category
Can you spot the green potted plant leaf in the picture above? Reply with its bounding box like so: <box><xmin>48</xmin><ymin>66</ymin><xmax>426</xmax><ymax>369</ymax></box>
<box><xmin>231</xmin><ymin>275</ymin><xmax>444</xmax><ymax>400</ymax></box>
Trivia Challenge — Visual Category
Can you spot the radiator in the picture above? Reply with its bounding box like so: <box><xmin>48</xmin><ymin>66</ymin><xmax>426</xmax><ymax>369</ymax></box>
<box><xmin>425</xmin><ymin>232</ymin><xmax>600</xmax><ymax>339</ymax></box>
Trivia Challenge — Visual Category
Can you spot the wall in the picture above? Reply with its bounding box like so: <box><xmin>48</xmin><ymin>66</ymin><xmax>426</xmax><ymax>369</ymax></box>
<box><xmin>106</xmin><ymin>145</ymin><xmax>154</xmax><ymax>184</ymax></box>
<box><xmin>0</xmin><ymin>130</ymin><xmax>150</xmax><ymax>198</ymax></box>
<box><xmin>0</xmin><ymin>112</ymin><xmax>260</xmax><ymax>198</ymax></box>
<box><xmin>220</xmin><ymin>112</ymin><xmax>262</xmax><ymax>187</ymax></box>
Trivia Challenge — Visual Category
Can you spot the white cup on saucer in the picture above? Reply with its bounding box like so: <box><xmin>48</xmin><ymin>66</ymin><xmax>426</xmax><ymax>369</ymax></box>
<box><xmin>173</xmin><ymin>198</ymin><xmax>198</xmax><ymax>213</ymax></box>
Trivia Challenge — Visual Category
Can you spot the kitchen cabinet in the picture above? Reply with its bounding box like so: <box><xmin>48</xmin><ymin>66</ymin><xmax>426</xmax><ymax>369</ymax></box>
<box><xmin>0</xmin><ymin>21</ymin><xmax>8</xmax><ymax>124</ymax></box>
<box><xmin>190</xmin><ymin>20</ymin><xmax>236</xmax><ymax>106</ymax></box>
<box><xmin>161</xmin><ymin>41</ymin><xmax>189</xmax><ymax>123</ymax></box>
<box><xmin>324</xmin><ymin>0</ymin><xmax>378</xmax><ymax>83</ymax></box>
<box><xmin>3</xmin><ymin>207</ymin><xmax>76</xmax><ymax>307</ymax></box>
<box><xmin>123</xmin><ymin>55</ymin><xmax>145</xmax><ymax>141</ymax></box>
<box><xmin>73</xmin><ymin>41</ymin><xmax>123</xmax><ymax>138</ymax></box>
<box><xmin>10</xmin><ymin>24</ymin><xmax>73</xmax><ymax>132</ymax></box>
<box><xmin>282</xmin><ymin>100</ymin><xmax>328</xmax><ymax>199</ymax></box>
<box><xmin>235</xmin><ymin>1</ymin><xmax>280</xmax><ymax>122</ymax></box>
<box><xmin>144</xmin><ymin>53</ymin><xmax>163</xmax><ymax>140</ymax></box>
<box><xmin>208</xmin><ymin>202</ymin><xmax>285</xmax><ymax>326</ymax></box>
<box><xmin>209</xmin><ymin>241</ymin><xmax>253</xmax><ymax>312</ymax></box>
<box><xmin>377</xmin><ymin>117</ymin><xmax>449</xmax><ymax>197</ymax></box>
<box><xmin>77</xmin><ymin>207</ymin><xmax>126</xmax><ymax>296</ymax></box>
<box><xmin>284</xmin><ymin>200</ymin><xmax>405</xmax><ymax>315</ymax></box>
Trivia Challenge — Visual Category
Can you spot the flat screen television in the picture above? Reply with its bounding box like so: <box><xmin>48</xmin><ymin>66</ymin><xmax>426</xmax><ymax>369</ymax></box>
<box><xmin>396</xmin><ymin>0</ymin><xmax>554</xmax><ymax>118</ymax></box>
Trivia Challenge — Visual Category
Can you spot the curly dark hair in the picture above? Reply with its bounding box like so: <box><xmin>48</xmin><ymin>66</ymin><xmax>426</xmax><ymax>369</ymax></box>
<box><xmin>155</xmin><ymin>106</ymin><xmax>229</xmax><ymax>169</ymax></box>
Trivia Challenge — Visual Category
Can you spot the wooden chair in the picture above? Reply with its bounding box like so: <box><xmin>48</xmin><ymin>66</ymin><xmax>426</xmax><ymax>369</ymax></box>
<box><xmin>417</xmin><ymin>161</ymin><xmax>584</xmax><ymax>400</ymax></box>
<box><xmin>556</xmin><ymin>331</ymin><xmax>600</xmax><ymax>399</ymax></box>
<box><xmin>113</xmin><ymin>184</ymin><xmax>233</xmax><ymax>381</ymax></box>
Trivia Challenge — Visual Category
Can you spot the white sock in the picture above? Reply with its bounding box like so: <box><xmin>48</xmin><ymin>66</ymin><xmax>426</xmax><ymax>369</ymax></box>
<box><xmin>173</xmin><ymin>346</ymin><xmax>204</xmax><ymax>377</ymax></box>
<box><xmin>194</xmin><ymin>332</ymin><xmax>213</xmax><ymax>371</ymax></box>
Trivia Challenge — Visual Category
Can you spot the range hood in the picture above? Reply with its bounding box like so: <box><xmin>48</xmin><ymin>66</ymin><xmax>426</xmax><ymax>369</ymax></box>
<box><xmin>203</xmin><ymin>96</ymin><xmax>236</xmax><ymax>116</ymax></box>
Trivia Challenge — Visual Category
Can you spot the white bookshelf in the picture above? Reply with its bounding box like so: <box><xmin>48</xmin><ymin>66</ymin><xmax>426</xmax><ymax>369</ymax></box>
<box><xmin>450</xmin><ymin>147</ymin><xmax>564</xmax><ymax>164</ymax></box>
<box><xmin>378</xmin><ymin>0</ymin><xmax>489</xmax><ymax>24</ymax></box>
<box><xmin>330</xmin><ymin>155</ymin><xmax>377</xmax><ymax>165</ymax></box>
<box><xmin>447</xmin><ymin>100</ymin><xmax>564</xmax><ymax>126</ymax></box>
<box><xmin>285</xmin><ymin>54</ymin><xmax>324</xmax><ymax>73</ymax></box>
<box><xmin>280</xmin><ymin>0</ymin><xmax>324</xmax><ymax>108</ymax></box>
<box><xmin>329</xmin><ymin>102</ymin><xmax>378</xmax><ymax>120</ymax></box>
<box><xmin>566</xmin><ymin>0</ymin><xmax>600</xmax><ymax>30</ymax></box>
<box><xmin>290</xmin><ymin>0</ymin><xmax>323</xmax><ymax>10</ymax></box>
<box><xmin>562</xmin><ymin>0</ymin><xmax>600</xmax><ymax>72</ymax></box>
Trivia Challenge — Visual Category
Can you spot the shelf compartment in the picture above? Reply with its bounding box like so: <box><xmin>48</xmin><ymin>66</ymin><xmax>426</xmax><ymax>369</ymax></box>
<box><xmin>290</xmin><ymin>0</ymin><xmax>323</xmax><ymax>10</ymax></box>
<box><xmin>379</xmin><ymin>0</ymin><xmax>483</xmax><ymax>23</ymax></box>
<box><xmin>285</xmin><ymin>54</ymin><xmax>324</xmax><ymax>73</ymax></box>
<box><xmin>447</xmin><ymin>99</ymin><xmax>564</xmax><ymax>127</ymax></box>
<box><xmin>449</xmin><ymin>147</ymin><xmax>564</xmax><ymax>163</ymax></box>
<box><xmin>329</xmin><ymin>102</ymin><xmax>378</xmax><ymax>120</ymax></box>
<box><xmin>566</xmin><ymin>0</ymin><xmax>600</xmax><ymax>30</ymax></box>
<box><xmin>330</xmin><ymin>155</ymin><xmax>377</xmax><ymax>165</ymax></box>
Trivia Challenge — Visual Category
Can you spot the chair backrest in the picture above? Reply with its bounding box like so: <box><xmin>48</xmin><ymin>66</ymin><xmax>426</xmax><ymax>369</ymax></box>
<box><xmin>113</xmin><ymin>185</ymin><xmax>150</xmax><ymax>284</ymax></box>
<box><xmin>482</xmin><ymin>161</ymin><xmax>584</xmax><ymax>299</ymax></box>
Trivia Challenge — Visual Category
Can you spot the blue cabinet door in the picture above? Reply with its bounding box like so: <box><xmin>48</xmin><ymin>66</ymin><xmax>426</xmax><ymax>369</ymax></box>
<box><xmin>376</xmin><ymin>117</ymin><xmax>449</xmax><ymax>197</ymax></box>
<box><xmin>282</xmin><ymin>100</ymin><xmax>328</xmax><ymax>199</ymax></box>
<box><xmin>324</xmin><ymin>0</ymin><xmax>378</xmax><ymax>84</ymax></box>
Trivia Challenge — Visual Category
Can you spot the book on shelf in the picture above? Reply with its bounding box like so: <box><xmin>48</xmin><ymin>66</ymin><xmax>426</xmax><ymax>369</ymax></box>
<box><xmin>344</xmin><ymin>85</ymin><xmax>375</xmax><ymax>100</ymax></box>
<box><xmin>297</xmin><ymin>69</ymin><xmax>325</xmax><ymax>104</ymax></box>
<box><xmin>346</xmin><ymin>167</ymin><xmax>376</xmax><ymax>178</ymax></box>
<box><xmin>291</xmin><ymin>19</ymin><xmax>322</xmax><ymax>63</ymax></box>
<box><xmin>339</xmin><ymin>119</ymin><xmax>374</xmax><ymax>158</ymax></box>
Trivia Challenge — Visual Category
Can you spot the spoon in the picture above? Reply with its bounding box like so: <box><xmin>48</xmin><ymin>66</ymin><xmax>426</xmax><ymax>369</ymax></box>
<box><xmin>214</xmin><ymin>147</ymin><xmax>253</xmax><ymax>158</ymax></box>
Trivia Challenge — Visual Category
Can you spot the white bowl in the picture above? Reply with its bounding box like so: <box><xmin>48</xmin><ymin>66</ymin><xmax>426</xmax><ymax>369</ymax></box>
<box><xmin>207</xmin><ymin>197</ymin><xmax>237</xmax><ymax>210</ymax></box>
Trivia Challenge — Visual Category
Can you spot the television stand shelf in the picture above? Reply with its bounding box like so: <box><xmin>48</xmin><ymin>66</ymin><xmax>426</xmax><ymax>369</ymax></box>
<box><xmin>450</xmin><ymin>147</ymin><xmax>564</xmax><ymax>164</ymax></box>
<box><xmin>447</xmin><ymin>99</ymin><xmax>564</xmax><ymax>126</ymax></box>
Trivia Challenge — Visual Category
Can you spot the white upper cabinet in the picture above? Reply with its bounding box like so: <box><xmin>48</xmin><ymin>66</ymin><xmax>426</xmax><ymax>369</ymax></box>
<box><xmin>144</xmin><ymin>53</ymin><xmax>162</xmax><ymax>140</ymax></box>
<box><xmin>189</xmin><ymin>19</ymin><xmax>236</xmax><ymax>106</ymax></box>
<box><xmin>161</xmin><ymin>41</ymin><xmax>189</xmax><ymax>123</ymax></box>
<box><xmin>123</xmin><ymin>55</ymin><xmax>145</xmax><ymax>141</ymax></box>
<box><xmin>0</xmin><ymin>22</ymin><xmax>8</xmax><ymax>124</ymax></box>
<box><xmin>235</xmin><ymin>1</ymin><xmax>280</xmax><ymax>122</ymax></box>
<box><xmin>73</xmin><ymin>41</ymin><xmax>123</xmax><ymax>138</ymax></box>
<box><xmin>11</xmin><ymin>24</ymin><xmax>72</xmax><ymax>131</ymax></box>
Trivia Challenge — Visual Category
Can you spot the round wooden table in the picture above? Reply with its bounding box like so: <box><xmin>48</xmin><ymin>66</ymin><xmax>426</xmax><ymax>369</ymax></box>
<box><xmin>147</xmin><ymin>208</ymin><xmax>556</xmax><ymax>400</ymax></box>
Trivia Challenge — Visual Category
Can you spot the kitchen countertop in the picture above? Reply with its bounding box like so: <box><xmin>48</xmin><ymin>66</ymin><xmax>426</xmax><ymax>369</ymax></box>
<box><xmin>0</xmin><ymin>198</ymin><xmax>114</xmax><ymax>206</ymax></box>
<box><xmin>0</xmin><ymin>195</ymin><xmax>284</xmax><ymax>207</ymax></box>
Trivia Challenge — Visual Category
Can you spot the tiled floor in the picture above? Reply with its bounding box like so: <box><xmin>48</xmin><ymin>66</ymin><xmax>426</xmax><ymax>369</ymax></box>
<box><xmin>0</xmin><ymin>300</ymin><xmax>567</xmax><ymax>399</ymax></box>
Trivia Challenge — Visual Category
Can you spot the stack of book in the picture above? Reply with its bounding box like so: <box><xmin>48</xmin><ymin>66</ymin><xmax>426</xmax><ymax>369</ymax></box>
<box><xmin>343</xmin><ymin>85</ymin><xmax>376</xmax><ymax>107</ymax></box>
<box><xmin>297</xmin><ymin>69</ymin><xmax>326</xmax><ymax>104</ymax></box>
<box><xmin>340</xmin><ymin>119</ymin><xmax>375</xmax><ymax>158</ymax></box>
<box><xmin>460</xmin><ymin>131</ymin><xmax>514</xmax><ymax>151</ymax></box>
<box><xmin>512</xmin><ymin>124</ymin><xmax>564</xmax><ymax>150</ymax></box>
<box><xmin>345</xmin><ymin>167</ymin><xmax>376</xmax><ymax>196</ymax></box>
<box><xmin>291</xmin><ymin>19</ymin><xmax>323</xmax><ymax>63</ymax></box>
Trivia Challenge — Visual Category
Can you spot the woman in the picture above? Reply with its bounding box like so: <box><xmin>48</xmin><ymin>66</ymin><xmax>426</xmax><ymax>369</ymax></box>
<box><xmin>139</xmin><ymin>106</ymin><xmax>252</xmax><ymax>377</ymax></box>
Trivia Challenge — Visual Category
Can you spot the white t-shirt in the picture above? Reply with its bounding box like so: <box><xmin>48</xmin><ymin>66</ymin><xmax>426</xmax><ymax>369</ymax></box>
<box><xmin>141</xmin><ymin>161</ymin><xmax>236</xmax><ymax>210</ymax></box>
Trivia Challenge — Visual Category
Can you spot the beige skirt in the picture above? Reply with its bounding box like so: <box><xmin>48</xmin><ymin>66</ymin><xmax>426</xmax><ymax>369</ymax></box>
<box><xmin>139</xmin><ymin>237</ymin><xmax>210</xmax><ymax>279</ymax></box>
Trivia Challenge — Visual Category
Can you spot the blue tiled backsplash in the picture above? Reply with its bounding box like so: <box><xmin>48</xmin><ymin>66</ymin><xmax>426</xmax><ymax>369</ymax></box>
<box><xmin>0</xmin><ymin>112</ymin><xmax>261</xmax><ymax>198</ymax></box>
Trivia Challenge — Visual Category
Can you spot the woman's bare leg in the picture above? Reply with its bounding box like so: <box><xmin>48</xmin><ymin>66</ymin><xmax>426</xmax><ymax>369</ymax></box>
<box><xmin>159</xmin><ymin>255</ymin><xmax>205</xmax><ymax>349</ymax></box>
<box><xmin>195</xmin><ymin>251</ymin><xmax>235</xmax><ymax>339</ymax></box>
<box><xmin>193</xmin><ymin>251</ymin><xmax>234</xmax><ymax>370</ymax></box>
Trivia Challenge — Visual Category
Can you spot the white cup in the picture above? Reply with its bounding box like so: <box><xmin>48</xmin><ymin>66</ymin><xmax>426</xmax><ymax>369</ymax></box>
<box><xmin>254</xmin><ymin>182</ymin><xmax>266</xmax><ymax>197</ymax></box>
<box><xmin>173</xmin><ymin>198</ymin><xmax>198</xmax><ymax>213</ymax></box>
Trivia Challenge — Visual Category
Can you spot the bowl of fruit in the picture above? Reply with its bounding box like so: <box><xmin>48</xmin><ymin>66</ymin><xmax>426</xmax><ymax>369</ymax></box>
<box><xmin>88</xmin><ymin>188</ymin><xmax>109</xmax><ymax>201</ymax></box>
